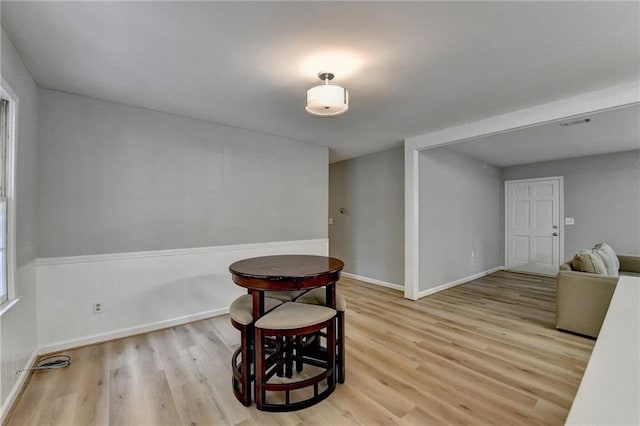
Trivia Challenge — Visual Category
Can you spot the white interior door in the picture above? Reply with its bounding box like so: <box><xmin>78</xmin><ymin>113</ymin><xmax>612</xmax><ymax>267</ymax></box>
<box><xmin>505</xmin><ymin>177</ymin><xmax>562</xmax><ymax>275</ymax></box>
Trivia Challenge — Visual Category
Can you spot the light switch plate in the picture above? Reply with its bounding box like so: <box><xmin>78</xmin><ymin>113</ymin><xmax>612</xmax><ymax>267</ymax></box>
<box><xmin>565</xmin><ymin>217</ymin><xmax>575</xmax><ymax>225</ymax></box>
<box><xmin>329</xmin><ymin>218</ymin><xmax>334</xmax><ymax>225</ymax></box>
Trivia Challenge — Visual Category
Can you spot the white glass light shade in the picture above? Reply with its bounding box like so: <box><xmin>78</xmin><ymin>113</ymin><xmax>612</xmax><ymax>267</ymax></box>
<box><xmin>306</xmin><ymin>84</ymin><xmax>349</xmax><ymax>117</ymax></box>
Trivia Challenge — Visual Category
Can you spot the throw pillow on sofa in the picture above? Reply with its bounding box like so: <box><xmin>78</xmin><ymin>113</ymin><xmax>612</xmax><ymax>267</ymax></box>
<box><xmin>593</xmin><ymin>242</ymin><xmax>619</xmax><ymax>276</ymax></box>
<box><xmin>572</xmin><ymin>250</ymin><xmax>608</xmax><ymax>275</ymax></box>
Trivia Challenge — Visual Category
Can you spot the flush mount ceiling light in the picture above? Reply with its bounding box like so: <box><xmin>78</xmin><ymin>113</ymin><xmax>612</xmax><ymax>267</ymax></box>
<box><xmin>305</xmin><ymin>72</ymin><xmax>349</xmax><ymax>117</ymax></box>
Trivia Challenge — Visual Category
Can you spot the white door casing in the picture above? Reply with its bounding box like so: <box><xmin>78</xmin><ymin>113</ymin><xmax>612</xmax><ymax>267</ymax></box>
<box><xmin>505</xmin><ymin>177</ymin><xmax>563</xmax><ymax>276</ymax></box>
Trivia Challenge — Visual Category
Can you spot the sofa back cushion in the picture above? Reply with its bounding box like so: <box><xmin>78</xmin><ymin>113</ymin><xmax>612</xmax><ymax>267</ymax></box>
<box><xmin>572</xmin><ymin>250</ymin><xmax>608</xmax><ymax>275</ymax></box>
<box><xmin>593</xmin><ymin>242</ymin><xmax>620</xmax><ymax>276</ymax></box>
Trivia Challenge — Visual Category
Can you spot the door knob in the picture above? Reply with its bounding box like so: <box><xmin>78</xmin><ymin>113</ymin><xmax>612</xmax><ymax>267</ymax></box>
<box><xmin>552</xmin><ymin>232</ymin><xmax>558</xmax><ymax>236</ymax></box>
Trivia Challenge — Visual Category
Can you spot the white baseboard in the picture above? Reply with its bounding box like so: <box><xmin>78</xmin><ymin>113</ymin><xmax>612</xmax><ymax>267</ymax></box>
<box><xmin>0</xmin><ymin>348</ymin><xmax>38</xmax><ymax>424</ymax></box>
<box><xmin>417</xmin><ymin>266</ymin><xmax>504</xmax><ymax>299</ymax></box>
<box><xmin>38</xmin><ymin>308</ymin><xmax>229</xmax><ymax>355</ymax></box>
<box><xmin>341</xmin><ymin>272</ymin><xmax>404</xmax><ymax>291</ymax></box>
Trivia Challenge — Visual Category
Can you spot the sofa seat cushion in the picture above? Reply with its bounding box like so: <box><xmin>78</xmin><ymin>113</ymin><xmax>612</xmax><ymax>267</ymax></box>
<box><xmin>572</xmin><ymin>250</ymin><xmax>608</xmax><ymax>275</ymax></box>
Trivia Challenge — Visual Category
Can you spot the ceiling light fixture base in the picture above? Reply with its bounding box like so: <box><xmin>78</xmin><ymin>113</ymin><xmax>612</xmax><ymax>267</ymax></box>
<box><xmin>318</xmin><ymin>72</ymin><xmax>334</xmax><ymax>82</ymax></box>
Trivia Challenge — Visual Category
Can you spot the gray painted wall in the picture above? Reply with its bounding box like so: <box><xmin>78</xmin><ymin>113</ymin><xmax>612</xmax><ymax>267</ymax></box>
<box><xmin>329</xmin><ymin>147</ymin><xmax>404</xmax><ymax>285</ymax></box>
<box><xmin>0</xmin><ymin>26</ymin><xmax>38</xmax><ymax>412</ymax></box>
<box><xmin>419</xmin><ymin>147</ymin><xmax>502</xmax><ymax>291</ymax></box>
<box><xmin>37</xmin><ymin>89</ymin><xmax>328</xmax><ymax>257</ymax></box>
<box><xmin>503</xmin><ymin>150</ymin><xmax>640</xmax><ymax>260</ymax></box>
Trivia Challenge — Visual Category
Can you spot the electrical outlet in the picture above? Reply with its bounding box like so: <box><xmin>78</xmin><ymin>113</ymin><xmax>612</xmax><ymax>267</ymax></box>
<box><xmin>93</xmin><ymin>302</ymin><xmax>103</xmax><ymax>314</ymax></box>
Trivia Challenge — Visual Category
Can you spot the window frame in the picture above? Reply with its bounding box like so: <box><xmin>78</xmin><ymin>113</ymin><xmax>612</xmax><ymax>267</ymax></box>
<box><xmin>0</xmin><ymin>78</ymin><xmax>18</xmax><ymax>309</ymax></box>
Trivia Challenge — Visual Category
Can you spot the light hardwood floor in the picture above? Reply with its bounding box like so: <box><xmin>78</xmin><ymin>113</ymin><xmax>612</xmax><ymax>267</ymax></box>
<box><xmin>6</xmin><ymin>271</ymin><xmax>594</xmax><ymax>425</ymax></box>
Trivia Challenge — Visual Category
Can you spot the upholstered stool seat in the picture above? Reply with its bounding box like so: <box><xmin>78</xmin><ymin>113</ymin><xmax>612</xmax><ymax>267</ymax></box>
<box><xmin>230</xmin><ymin>294</ymin><xmax>283</xmax><ymax>325</ymax></box>
<box><xmin>295</xmin><ymin>288</ymin><xmax>347</xmax><ymax>383</ymax></box>
<box><xmin>254</xmin><ymin>302</ymin><xmax>337</xmax><ymax>411</ymax></box>
<box><xmin>264</xmin><ymin>290</ymin><xmax>307</xmax><ymax>302</ymax></box>
<box><xmin>229</xmin><ymin>294</ymin><xmax>283</xmax><ymax>406</ymax></box>
<box><xmin>255</xmin><ymin>301</ymin><xmax>336</xmax><ymax>329</ymax></box>
<box><xmin>295</xmin><ymin>288</ymin><xmax>347</xmax><ymax>311</ymax></box>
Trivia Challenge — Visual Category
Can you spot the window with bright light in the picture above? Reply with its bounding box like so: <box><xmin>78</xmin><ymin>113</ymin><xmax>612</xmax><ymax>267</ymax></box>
<box><xmin>0</xmin><ymin>98</ymin><xmax>9</xmax><ymax>305</ymax></box>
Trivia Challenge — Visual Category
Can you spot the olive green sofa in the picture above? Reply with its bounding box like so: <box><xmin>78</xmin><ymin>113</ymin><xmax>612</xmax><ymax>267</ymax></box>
<box><xmin>556</xmin><ymin>254</ymin><xmax>640</xmax><ymax>338</ymax></box>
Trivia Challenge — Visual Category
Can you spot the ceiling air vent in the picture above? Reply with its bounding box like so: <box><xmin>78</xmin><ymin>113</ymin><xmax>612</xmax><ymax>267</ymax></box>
<box><xmin>559</xmin><ymin>118</ymin><xmax>591</xmax><ymax>127</ymax></box>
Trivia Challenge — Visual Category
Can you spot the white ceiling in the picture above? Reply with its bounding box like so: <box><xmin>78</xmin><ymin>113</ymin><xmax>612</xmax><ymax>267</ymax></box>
<box><xmin>2</xmin><ymin>1</ymin><xmax>639</xmax><ymax>163</ymax></box>
<box><xmin>446</xmin><ymin>104</ymin><xmax>640</xmax><ymax>167</ymax></box>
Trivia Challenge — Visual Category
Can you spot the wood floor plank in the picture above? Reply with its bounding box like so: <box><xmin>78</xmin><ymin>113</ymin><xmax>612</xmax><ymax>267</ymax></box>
<box><xmin>6</xmin><ymin>271</ymin><xmax>594</xmax><ymax>425</ymax></box>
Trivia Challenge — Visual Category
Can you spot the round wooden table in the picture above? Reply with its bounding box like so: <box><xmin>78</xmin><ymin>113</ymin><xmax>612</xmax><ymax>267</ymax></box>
<box><xmin>229</xmin><ymin>255</ymin><xmax>345</xmax><ymax>410</ymax></box>
<box><xmin>229</xmin><ymin>254</ymin><xmax>344</xmax><ymax>321</ymax></box>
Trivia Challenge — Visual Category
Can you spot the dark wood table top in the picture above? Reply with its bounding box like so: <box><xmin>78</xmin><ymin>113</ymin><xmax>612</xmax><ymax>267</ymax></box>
<box><xmin>230</xmin><ymin>255</ymin><xmax>344</xmax><ymax>319</ymax></box>
<box><xmin>229</xmin><ymin>255</ymin><xmax>344</xmax><ymax>281</ymax></box>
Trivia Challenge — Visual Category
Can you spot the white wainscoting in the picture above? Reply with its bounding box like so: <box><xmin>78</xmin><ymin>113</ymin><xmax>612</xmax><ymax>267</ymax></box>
<box><xmin>417</xmin><ymin>266</ymin><xmax>504</xmax><ymax>299</ymax></box>
<box><xmin>36</xmin><ymin>239</ymin><xmax>328</xmax><ymax>353</ymax></box>
<box><xmin>1</xmin><ymin>260</ymin><xmax>38</xmax><ymax>424</ymax></box>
